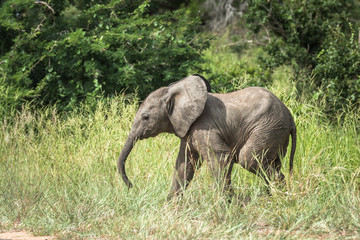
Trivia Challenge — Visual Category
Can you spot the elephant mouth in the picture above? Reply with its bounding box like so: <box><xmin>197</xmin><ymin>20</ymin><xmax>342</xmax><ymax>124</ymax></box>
<box><xmin>139</xmin><ymin>129</ymin><xmax>158</xmax><ymax>140</ymax></box>
<box><xmin>139</xmin><ymin>129</ymin><xmax>151</xmax><ymax>140</ymax></box>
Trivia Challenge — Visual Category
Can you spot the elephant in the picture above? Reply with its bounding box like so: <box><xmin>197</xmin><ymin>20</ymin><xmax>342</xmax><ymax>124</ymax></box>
<box><xmin>117</xmin><ymin>74</ymin><xmax>296</xmax><ymax>199</ymax></box>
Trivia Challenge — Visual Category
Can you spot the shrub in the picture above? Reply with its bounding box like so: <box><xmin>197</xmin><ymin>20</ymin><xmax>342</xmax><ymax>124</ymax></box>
<box><xmin>243</xmin><ymin>0</ymin><xmax>359</xmax><ymax>116</ymax></box>
<box><xmin>197</xmin><ymin>34</ymin><xmax>272</xmax><ymax>93</ymax></box>
<box><xmin>244</xmin><ymin>0</ymin><xmax>355</xmax><ymax>68</ymax></box>
<box><xmin>313</xmin><ymin>25</ymin><xmax>360</xmax><ymax>115</ymax></box>
<box><xmin>0</xmin><ymin>0</ymin><xmax>209</xmax><ymax>115</ymax></box>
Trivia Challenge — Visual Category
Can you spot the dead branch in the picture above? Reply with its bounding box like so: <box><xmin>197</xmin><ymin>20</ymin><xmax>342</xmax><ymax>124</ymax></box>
<box><xmin>34</xmin><ymin>1</ymin><xmax>55</xmax><ymax>15</ymax></box>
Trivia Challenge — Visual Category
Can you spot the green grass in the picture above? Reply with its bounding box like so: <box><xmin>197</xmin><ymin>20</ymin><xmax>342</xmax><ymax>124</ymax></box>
<box><xmin>1</xmin><ymin>35</ymin><xmax>359</xmax><ymax>239</ymax></box>
<box><xmin>1</xmin><ymin>89</ymin><xmax>359</xmax><ymax>239</ymax></box>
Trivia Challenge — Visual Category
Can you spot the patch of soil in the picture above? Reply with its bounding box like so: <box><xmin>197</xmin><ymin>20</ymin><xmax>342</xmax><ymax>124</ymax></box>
<box><xmin>0</xmin><ymin>231</ymin><xmax>55</xmax><ymax>240</ymax></box>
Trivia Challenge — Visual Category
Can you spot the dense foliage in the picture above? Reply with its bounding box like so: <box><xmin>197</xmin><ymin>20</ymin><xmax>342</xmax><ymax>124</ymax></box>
<box><xmin>313</xmin><ymin>25</ymin><xmax>360</xmax><ymax>114</ymax></box>
<box><xmin>244</xmin><ymin>0</ymin><xmax>359</xmax><ymax>115</ymax></box>
<box><xmin>1</xmin><ymin>0</ymin><xmax>359</xmax><ymax>117</ymax></box>
<box><xmin>245</xmin><ymin>0</ymin><xmax>354</xmax><ymax>68</ymax></box>
<box><xmin>0</xmin><ymin>0</ymin><xmax>208</xmax><ymax>114</ymax></box>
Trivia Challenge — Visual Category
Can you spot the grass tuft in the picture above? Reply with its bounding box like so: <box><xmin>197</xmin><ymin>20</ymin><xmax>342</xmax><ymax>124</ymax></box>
<box><xmin>1</xmin><ymin>91</ymin><xmax>359</xmax><ymax>238</ymax></box>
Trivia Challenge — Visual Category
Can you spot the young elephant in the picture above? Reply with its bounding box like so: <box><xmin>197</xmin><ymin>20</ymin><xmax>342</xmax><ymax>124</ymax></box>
<box><xmin>118</xmin><ymin>74</ymin><xmax>296</xmax><ymax>198</ymax></box>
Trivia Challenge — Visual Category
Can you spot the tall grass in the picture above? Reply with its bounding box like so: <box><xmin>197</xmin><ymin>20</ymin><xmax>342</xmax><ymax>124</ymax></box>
<box><xmin>1</xmin><ymin>88</ymin><xmax>359</xmax><ymax>239</ymax></box>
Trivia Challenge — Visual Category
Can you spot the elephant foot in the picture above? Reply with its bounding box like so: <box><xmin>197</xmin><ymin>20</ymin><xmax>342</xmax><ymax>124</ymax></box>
<box><xmin>239</xmin><ymin>195</ymin><xmax>251</xmax><ymax>206</ymax></box>
<box><xmin>227</xmin><ymin>193</ymin><xmax>251</xmax><ymax>206</ymax></box>
<box><xmin>167</xmin><ymin>193</ymin><xmax>173</xmax><ymax>201</ymax></box>
<box><xmin>167</xmin><ymin>190</ymin><xmax>184</xmax><ymax>202</ymax></box>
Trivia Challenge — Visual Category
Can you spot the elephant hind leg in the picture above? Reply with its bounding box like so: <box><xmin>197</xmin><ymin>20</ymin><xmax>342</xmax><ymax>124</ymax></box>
<box><xmin>274</xmin><ymin>155</ymin><xmax>285</xmax><ymax>182</ymax></box>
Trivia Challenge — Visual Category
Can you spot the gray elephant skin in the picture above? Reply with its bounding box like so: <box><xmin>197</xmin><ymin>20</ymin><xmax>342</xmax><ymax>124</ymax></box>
<box><xmin>117</xmin><ymin>74</ymin><xmax>296</xmax><ymax>198</ymax></box>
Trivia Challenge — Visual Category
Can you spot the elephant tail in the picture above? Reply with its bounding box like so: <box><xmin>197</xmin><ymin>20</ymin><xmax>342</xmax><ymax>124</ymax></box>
<box><xmin>289</xmin><ymin>126</ymin><xmax>296</xmax><ymax>175</ymax></box>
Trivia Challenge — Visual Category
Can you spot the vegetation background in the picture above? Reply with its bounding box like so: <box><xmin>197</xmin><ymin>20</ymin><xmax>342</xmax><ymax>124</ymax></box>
<box><xmin>1</xmin><ymin>0</ymin><xmax>359</xmax><ymax>239</ymax></box>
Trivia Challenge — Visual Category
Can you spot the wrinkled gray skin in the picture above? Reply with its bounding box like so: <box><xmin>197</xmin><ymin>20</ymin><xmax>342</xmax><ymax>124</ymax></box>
<box><xmin>118</xmin><ymin>74</ymin><xmax>296</xmax><ymax>199</ymax></box>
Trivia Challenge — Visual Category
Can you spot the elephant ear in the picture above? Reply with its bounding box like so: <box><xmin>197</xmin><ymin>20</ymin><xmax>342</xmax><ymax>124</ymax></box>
<box><xmin>166</xmin><ymin>75</ymin><xmax>208</xmax><ymax>138</ymax></box>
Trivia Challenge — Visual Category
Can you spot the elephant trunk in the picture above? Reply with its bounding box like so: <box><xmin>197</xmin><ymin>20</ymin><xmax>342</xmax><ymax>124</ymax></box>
<box><xmin>117</xmin><ymin>134</ymin><xmax>137</xmax><ymax>189</ymax></box>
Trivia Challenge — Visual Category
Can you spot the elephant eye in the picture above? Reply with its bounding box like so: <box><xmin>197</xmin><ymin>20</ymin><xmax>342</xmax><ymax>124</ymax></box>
<box><xmin>142</xmin><ymin>114</ymin><xmax>149</xmax><ymax>121</ymax></box>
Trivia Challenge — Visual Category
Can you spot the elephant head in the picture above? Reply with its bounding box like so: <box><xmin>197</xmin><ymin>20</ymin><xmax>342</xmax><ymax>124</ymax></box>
<box><xmin>117</xmin><ymin>75</ymin><xmax>210</xmax><ymax>188</ymax></box>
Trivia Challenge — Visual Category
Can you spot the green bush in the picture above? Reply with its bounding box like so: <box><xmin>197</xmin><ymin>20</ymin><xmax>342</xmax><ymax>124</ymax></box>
<box><xmin>245</xmin><ymin>0</ymin><xmax>354</xmax><ymax>68</ymax></box>
<box><xmin>313</xmin><ymin>25</ymin><xmax>360</xmax><ymax>115</ymax></box>
<box><xmin>0</xmin><ymin>0</ymin><xmax>209</xmax><ymax>114</ymax></box>
<box><xmin>243</xmin><ymin>0</ymin><xmax>359</xmax><ymax>116</ymax></box>
<box><xmin>197</xmin><ymin>34</ymin><xmax>272</xmax><ymax>93</ymax></box>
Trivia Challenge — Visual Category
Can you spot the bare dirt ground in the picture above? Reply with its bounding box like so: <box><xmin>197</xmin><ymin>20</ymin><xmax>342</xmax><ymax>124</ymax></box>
<box><xmin>0</xmin><ymin>232</ymin><xmax>55</xmax><ymax>240</ymax></box>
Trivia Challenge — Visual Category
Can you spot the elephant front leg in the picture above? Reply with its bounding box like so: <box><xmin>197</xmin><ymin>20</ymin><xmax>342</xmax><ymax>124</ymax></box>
<box><xmin>168</xmin><ymin>140</ymin><xmax>200</xmax><ymax>200</ymax></box>
<box><xmin>206</xmin><ymin>151</ymin><xmax>235</xmax><ymax>195</ymax></box>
